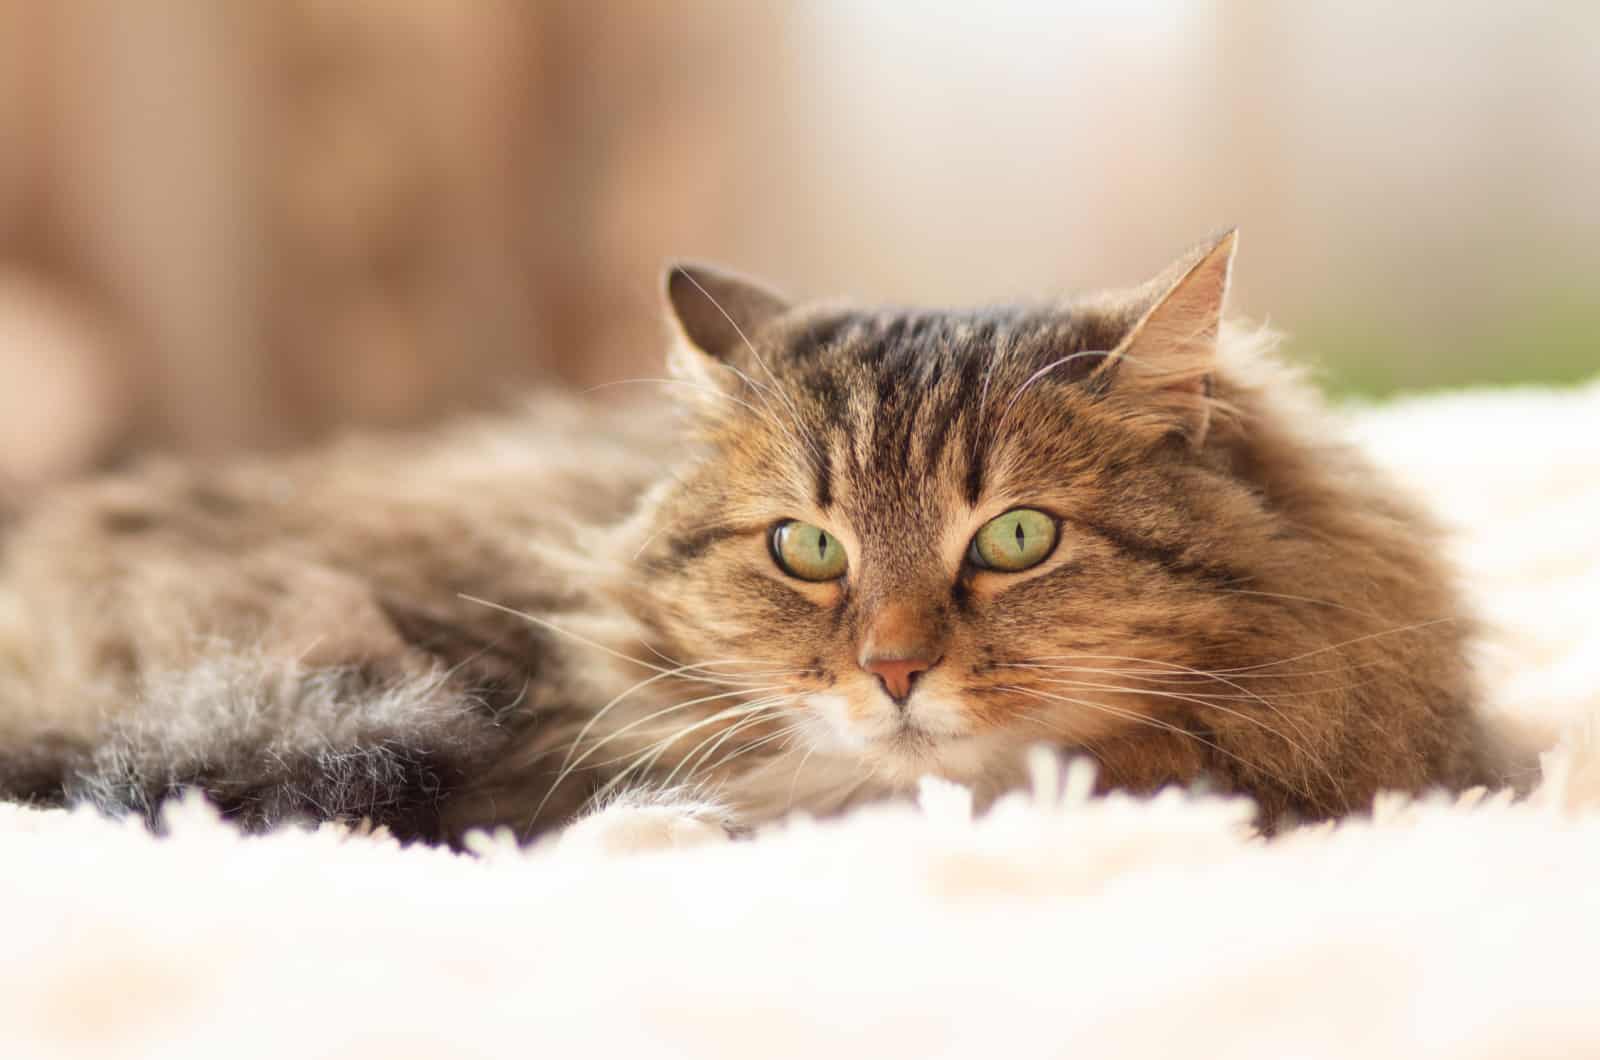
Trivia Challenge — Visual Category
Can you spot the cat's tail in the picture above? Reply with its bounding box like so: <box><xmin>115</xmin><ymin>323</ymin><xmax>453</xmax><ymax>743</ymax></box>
<box><xmin>0</xmin><ymin>730</ymin><xmax>88</xmax><ymax>808</ymax></box>
<box><xmin>0</xmin><ymin>655</ymin><xmax>513</xmax><ymax>840</ymax></box>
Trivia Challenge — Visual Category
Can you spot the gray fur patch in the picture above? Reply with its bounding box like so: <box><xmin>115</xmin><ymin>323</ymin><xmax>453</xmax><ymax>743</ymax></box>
<box><xmin>4</xmin><ymin>655</ymin><xmax>509</xmax><ymax>841</ymax></box>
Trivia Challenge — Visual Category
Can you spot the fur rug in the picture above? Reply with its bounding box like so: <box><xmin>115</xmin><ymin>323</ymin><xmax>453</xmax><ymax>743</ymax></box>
<box><xmin>3</xmin><ymin>378</ymin><xmax>1598</xmax><ymax>1059</ymax></box>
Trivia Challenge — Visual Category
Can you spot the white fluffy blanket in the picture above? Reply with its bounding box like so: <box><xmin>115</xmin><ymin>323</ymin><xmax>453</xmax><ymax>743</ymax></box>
<box><xmin>4</xmin><ymin>380</ymin><xmax>1598</xmax><ymax>1059</ymax></box>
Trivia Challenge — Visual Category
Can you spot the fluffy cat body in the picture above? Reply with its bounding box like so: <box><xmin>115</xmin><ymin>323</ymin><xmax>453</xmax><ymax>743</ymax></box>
<box><xmin>0</xmin><ymin>235</ymin><xmax>1501</xmax><ymax>843</ymax></box>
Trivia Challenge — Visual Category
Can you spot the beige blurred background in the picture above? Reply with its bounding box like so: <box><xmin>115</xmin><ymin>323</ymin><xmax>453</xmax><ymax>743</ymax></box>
<box><xmin>1</xmin><ymin>1</ymin><xmax>1596</xmax><ymax>487</ymax></box>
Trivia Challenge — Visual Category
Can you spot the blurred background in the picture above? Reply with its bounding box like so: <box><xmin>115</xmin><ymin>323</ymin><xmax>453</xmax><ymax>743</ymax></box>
<box><xmin>1</xmin><ymin>1</ymin><xmax>1596</xmax><ymax>486</ymax></box>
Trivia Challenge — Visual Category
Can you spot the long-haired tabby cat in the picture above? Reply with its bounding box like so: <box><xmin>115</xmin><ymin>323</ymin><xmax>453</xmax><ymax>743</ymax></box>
<box><xmin>0</xmin><ymin>233</ymin><xmax>1501</xmax><ymax>845</ymax></box>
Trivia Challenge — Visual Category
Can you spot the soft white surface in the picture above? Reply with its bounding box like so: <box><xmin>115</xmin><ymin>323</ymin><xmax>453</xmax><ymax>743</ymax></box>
<box><xmin>4</xmin><ymin>379</ymin><xmax>1599</xmax><ymax>1060</ymax></box>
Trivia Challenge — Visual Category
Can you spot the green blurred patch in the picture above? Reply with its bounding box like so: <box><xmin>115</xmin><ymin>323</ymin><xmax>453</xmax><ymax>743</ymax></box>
<box><xmin>1290</xmin><ymin>285</ymin><xmax>1600</xmax><ymax>398</ymax></box>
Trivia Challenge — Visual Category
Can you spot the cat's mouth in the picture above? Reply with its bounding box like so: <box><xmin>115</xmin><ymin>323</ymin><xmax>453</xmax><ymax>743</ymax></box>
<box><xmin>857</xmin><ymin>703</ymin><xmax>1003</xmax><ymax>780</ymax></box>
<box><xmin>861</xmin><ymin>720</ymin><xmax>1003</xmax><ymax>786</ymax></box>
<box><xmin>888</xmin><ymin>716</ymin><xmax>969</xmax><ymax>748</ymax></box>
<box><xmin>802</xmin><ymin>690</ymin><xmax>990</xmax><ymax>779</ymax></box>
<box><xmin>882</xmin><ymin>721</ymin><xmax>940</xmax><ymax>756</ymax></box>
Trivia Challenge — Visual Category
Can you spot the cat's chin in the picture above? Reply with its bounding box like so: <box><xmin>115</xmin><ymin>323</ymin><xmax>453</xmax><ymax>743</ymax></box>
<box><xmin>798</xmin><ymin>692</ymin><xmax>1017</xmax><ymax>787</ymax></box>
<box><xmin>799</xmin><ymin>698</ymin><xmax>990</xmax><ymax>784</ymax></box>
<box><xmin>873</xmin><ymin>729</ymin><xmax>1006</xmax><ymax>786</ymax></box>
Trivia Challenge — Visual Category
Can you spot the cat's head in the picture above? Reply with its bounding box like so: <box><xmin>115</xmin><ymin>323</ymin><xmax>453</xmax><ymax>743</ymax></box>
<box><xmin>626</xmin><ymin>234</ymin><xmax>1272</xmax><ymax>788</ymax></box>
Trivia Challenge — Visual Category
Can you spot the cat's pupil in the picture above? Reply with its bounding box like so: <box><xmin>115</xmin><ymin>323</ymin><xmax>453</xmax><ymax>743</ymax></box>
<box><xmin>817</xmin><ymin>531</ymin><xmax>829</xmax><ymax>559</ymax></box>
<box><xmin>1014</xmin><ymin>523</ymin><xmax>1025</xmax><ymax>549</ymax></box>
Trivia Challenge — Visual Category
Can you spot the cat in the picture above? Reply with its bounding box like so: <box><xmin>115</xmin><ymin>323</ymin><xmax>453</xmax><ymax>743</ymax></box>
<box><xmin>0</xmin><ymin>232</ymin><xmax>1504</xmax><ymax>846</ymax></box>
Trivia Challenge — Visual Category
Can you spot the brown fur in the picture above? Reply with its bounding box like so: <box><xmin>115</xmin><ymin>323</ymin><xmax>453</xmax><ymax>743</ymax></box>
<box><xmin>0</xmin><ymin>236</ymin><xmax>1502</xmax><ymax>841</ymax></box>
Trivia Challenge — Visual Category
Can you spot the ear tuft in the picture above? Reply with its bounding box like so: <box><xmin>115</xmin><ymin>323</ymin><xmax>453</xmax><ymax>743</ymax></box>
<box><xmin>663</xmin><ymin>263</ymin><xmax>790</xmax><ymax>384</ymax></box>
<box><xmin>1090</xmin><ymin>229</ymin><xmax>1237</xmax><ymax>445</ymax></box>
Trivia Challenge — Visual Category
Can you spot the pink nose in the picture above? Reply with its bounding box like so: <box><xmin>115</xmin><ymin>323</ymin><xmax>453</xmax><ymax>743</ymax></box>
<box><xmin>862</xmin><ymin>656</ymin><xmax>935</xmax><ymax>705</ymax></box>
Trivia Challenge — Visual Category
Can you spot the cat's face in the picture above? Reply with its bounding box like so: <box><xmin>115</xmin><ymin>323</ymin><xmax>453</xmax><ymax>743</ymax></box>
<box><xmin>630</xmin><ymin>235</ymin><xmax>1258</xmax><ymax>788</ymax></box>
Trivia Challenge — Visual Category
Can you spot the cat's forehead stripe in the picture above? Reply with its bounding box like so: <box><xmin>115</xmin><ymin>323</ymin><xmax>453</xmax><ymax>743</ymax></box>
<box><xmin>775</xmin><ymin>304</ymin><xmax>1130</xmax><ymax>517</ymax></box>
<box><xmin>814</xmin><ymin>444</ymin><xmax>833</xmax><ymax>509</ymax></box>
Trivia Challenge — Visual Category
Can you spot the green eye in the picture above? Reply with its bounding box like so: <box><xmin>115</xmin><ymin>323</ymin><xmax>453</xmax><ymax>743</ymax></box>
<box><xmin>771</xmin><ymin>520</ymin><xmax>848</xmax><ymax>581</ymax></box>
<box><xmin>968</xmin><ymin>508</ymin><xmax>1057</xmax><ymax>572</ymax></box>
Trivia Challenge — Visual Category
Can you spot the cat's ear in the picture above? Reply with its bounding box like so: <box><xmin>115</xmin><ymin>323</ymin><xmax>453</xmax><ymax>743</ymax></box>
<box><xmin>1090</xmin><ymin>229</ymin><xmax>1236</xmax><ymax>446</ymax></box>
<box><xmin>663</xmin><ymin>262</ymin><xmax>790</xmax><ymax>386</ymax></box>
